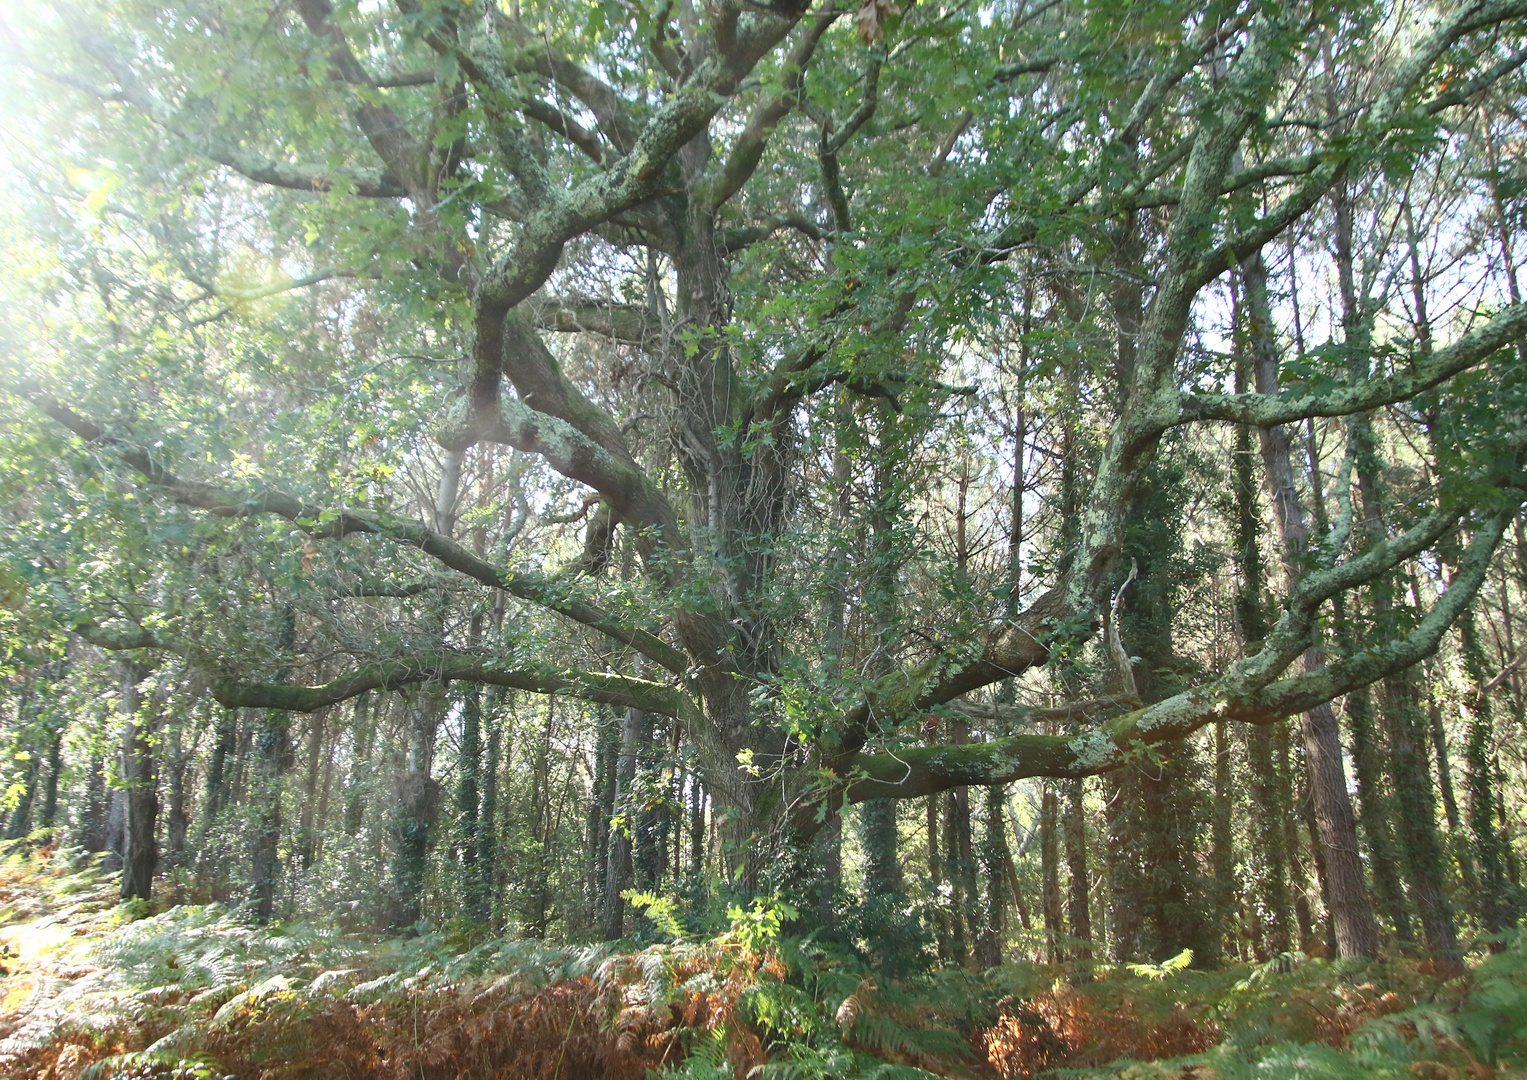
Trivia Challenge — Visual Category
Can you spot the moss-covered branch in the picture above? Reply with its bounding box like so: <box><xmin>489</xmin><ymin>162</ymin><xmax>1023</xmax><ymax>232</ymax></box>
<box><xmin>1177</xmin><ymin>302</ymin><xmax>1527</xmax><ymax>429</ymax></box>
<box><xmin>845</xmin><ymin>507</ymin><xmax>1516</xmax><ymax>801</ymax></box>
<box><xmin>212</xmin><ymin>653</ymin><xmax>701</xmax><ymax>724</ymax></box>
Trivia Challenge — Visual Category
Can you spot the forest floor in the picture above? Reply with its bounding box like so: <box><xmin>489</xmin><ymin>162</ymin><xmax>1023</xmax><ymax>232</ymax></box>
<box><xmin>0</xmin><ymin>853</ymin><xmax>1522</xmax><ymax>1080</ymax></box>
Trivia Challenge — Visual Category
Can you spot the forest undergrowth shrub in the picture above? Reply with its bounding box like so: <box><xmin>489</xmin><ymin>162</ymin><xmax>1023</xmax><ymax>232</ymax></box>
<box><xmin>983</xmin><ymin>938</ymin><xmax>1527</xmax><ymax>1080</ymax></box>
<box><xmin>0</xmin><ymin>866</ymin><xmax>864</xmax><ymax>1079</ymax></box>
<box><xmin>8</xmin><ymin>850</ymin><xmax>1526</xmax><ymax>1080</ymax></box>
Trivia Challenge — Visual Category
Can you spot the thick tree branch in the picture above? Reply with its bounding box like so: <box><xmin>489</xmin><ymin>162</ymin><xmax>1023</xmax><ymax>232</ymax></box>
<box><xmin>467</xmin><ymin>0</ymin><xmax>817</xmax><ymax>366</ymax></box>
<box><xmin>1132</xmin><ymin>152</ymin><xmax>1321</xmax><ymax>208</ymax></box>
<box><xmin>698</xmin><ymin>6</ymin><xmax>840</xmax><ymax>213</ymax></box>
<box><xmin>722</xmin><ymin>212</ymin><xmax>826</xmax><ymax>252</ymax></box>
<box><xmin>212</xmin><ymin>652</ymin><xmax>701</xmax><ymax>724</ymax></box>
<box><xmin>532</xmin><ymin>296</ymin><xmax>657</xmax><ymax>345</ymax></box>
<box><xmin>292</xmin><ymin>0</ymin><xmax>429</xmax><ymax>195</ymax></box>
<box><xmin>436</xmin><ymin>386</ymin><xmax>682</xmax><ymax>554</ymax></box>
<box><xmin>1177</xmin><ymin>302</ymin><xmax>1527</xmax><ymax>429</ymax></box>
<box><xmin>846</xmin><ymin>507</ymin><xmax>1516</xmax><ymax>800</ymax></box>
<box><xmin>24</xmin><ymin>388</ymin><xmax>688</xmax><ymax>674</ymax></box>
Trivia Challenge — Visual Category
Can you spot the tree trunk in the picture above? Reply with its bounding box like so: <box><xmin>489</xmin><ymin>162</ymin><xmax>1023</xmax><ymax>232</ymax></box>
<box><xmin>1462</xmin><ymin>611</ymin><xmax>1516</xmax><ymax>934</ymax></box>
<box><xmin>602</xmin><ymin>703</ymin><xmax>641</xmax><ymax>939</ymax></box>
<box><xmin>343</xmin><ymin>692</ymin><xmax>373</xmax><ymax>836</ymax></box>
<box><xmin>1210</xmin><ymin>719</ymin><xmax>1235</xmax><ymax>961</ymax></box>
<box><xmin>1245</xmin><ymin>249</ymin><xmax>1378</xmax><ymax>958</ymax></box>
<box><xmin>80</xmin><ymin>751</ymin><xmax>106</xmax><ymax>854</ymax></box>
<box><xmin>119</xmin><ymin>661</ymin><xmax>158</xmax><ymax>905</ymax></box>
<box><xmin>389</xmin><ymin>683</ymin><xmax>444</xmax><ymax>930</ymax></box>
<box><xmin>165</xmin><ymin>706</ymin><xmax>188</xmax><ymax>866</ymax></box>
<box><xmin>944</xmin><ymin>785</ymin><xmax>974</xmax><ymax>966</ymax></box>
<box><xmin>40</xmin><ymin>726</ymin><xmax>62</xmax><ymax>832</ymax></box>
<box><xmin>975</xmin><ymin>784</ymin><xmax>1010</xmax><ymax>968</ymax></box>
<box><xmin>1287</xmin><ymin>735</ymin><xmax>1315</xmax><ymax>949</ymax></box>
<box><xmin>1063</xmin><ymin>778</ymin><xmax>1092</xmax><ymax>961</ymax></box>
<box><xmin>1300</xmin><ymin>694</ymin><xmax>1376</xmax><ymax>957</ymax></box>
<box><xmin>860</xmin><ymin>798</ymin><xmax>903</xmax><ymax>899</ymax></box>
<box><xmin>104</xmin><ymin>787</ymin><xmax>125</xmax><ymax>873</ymax></box>
<box><xmin>590</xmin><ymin>705</ymin><xmax>618</xmax><ymax>928</ymax></box>
<box><xmin>251</xmin><ymin>607</ymin><xmax>297</xmax><ymax>922</ymax></box>
<box><xmin>689</xmin><ymin>776</ymin><xmax>706</xmax><ymax>879</ymax></box>
<box><xmin>298</xmin><ymin>709</ymin><xmax>326</xmax><ymax>870</ymax></box>
<box><xmin>1426</xmin><ymin>673</ymin><xmax>1476</xmax><ymax>892</ymax></box>
<box><xmin>815</xmin><ymin>809</ymin><xmax>842</xmax><ymax>930</ymax></box>
<box><xmin>1040</xmin><ymin>779</ymin><xmax>1064</xmax><ymax>962</ymax></box>
<box><xmin>6</xmin><ymin>757</ymin><xmax>37</xmax><ymax>841</ymax></box>
<box><xmin>457</xmin><ymin>679</ymin><xmax>484</xmax><ymax>920</ymax></box>
<box><xmin>479</xmin><ymin>692</ymin><xmax>502</xmax><ymax>928</ymax></box>
<box><xmin>1232</xmin><ymin>351</ymin><xmax>1293</xmax><ymax>956</ymax></box>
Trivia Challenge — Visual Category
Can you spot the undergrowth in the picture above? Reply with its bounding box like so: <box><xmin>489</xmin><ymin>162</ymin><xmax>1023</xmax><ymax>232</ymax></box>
<box><xmin>0</xmin><ymin>853</ymin><xmax>1525</xmax><ymax>1080</ymax></box>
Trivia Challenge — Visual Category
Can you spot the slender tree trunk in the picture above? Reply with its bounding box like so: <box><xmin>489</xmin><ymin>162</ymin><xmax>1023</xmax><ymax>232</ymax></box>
<box><xmin>1462</xmin><ymin>611</ymin><xmax>1516</xmax><ymax>933</ymax></box>
<box><xmin>6</xmin><ymin>758</ymin><xmax>37</xmax><ymax>841</ymax></box>
<box><xmin>81</xmin><ymin>752</ymin><xmax>106</xmax><ymax>854</ymax></box>
<box><xmin>975</xmin><ymin>784</ymin><xmax>1011</xmax><ymax>968</ymax></box>
<box><xmin>927</xmin><ymin>794</ymin><xmax>951</xmax><ymax>960</ymax></box>
<box><xmin>389</xmin><ymin>684</ymin><xmax>444</xmax><ymax>930</ymax></box>
<box><xmin>457</xmin><ymin>680</ymin><xmax>484</xmax><ymax>920</ymax></box>
<box><xmin>202</xmin><ymin>709</ymin><xmax>236</xmax><ymax>833</ymax></box>
<box><xmin>479</xmin><ymin>692</ymin><xmax>502</xmax><ymax>928</ymax></box>
<box><xmin>1287</xmin><ymin>734</ymin><xmax>1315</xmax><ymax>949</ymax></box>
<box><xmin>1231</xmin><ymin>354</ymin><xmax>1293</xmax><ymax>955</ymax></box>
<box><xmin>1381</xmin><ymin>677</ymin><xmax>1461</xmax><ymax>962</ymax></box>
<box><xmin>1040</xmin><ymin>779</ymin><xmax>1064</xmax><ymax>963</ymax></box>
<box><xmin>230</xmin><ymin>709</ymin><xmax>253</xmax><ymax>809</ymax></box>
<box><xmin>119</xmin><ymin>661</ymin><xmax>158</xmax><ymax>905</ymax></box>
<box><xmin>815</xmin><ymin>810</ymin><xmax>842</xmax><ymax>930</ymax></box>
<box><xmin>165</xmin><ymin>707</ymin><xmax>188</xmax><ymax>866</ymax></box>
<box><xmin>690</xmin><ymin>777</ymin><xmax>705</xmax><ymax>879</ymax></box>
<box><xmin>343</xmin><ymin>692</ymin><xmax>373</xmax><ymax>836</ymax></box>
<box><xmin>104</xmin><ymin>787</ymin><xmax>125</xmax><ymax>873</ymax></box>
<box><xmin>602</xmin><ymin>703</ymin><xmax>641</xmax><ymax>939</ymax></box>
<box><xmin>943</xmin><ymin>787</ymin><xmax>971</xmax><ymax>965</ymax></box>
<box><xmin>4</xmin><ymin>680</ymin><xmax>37</xmax><ymax>840</ymax></box>
<box><xmin>590</xmin><ymin>706</ymin><xmax>617</xmax><ymax>927</ymax></box>
<box><xmin>1427</xmin><ymin>677</ymin><xmax>1476</xmax><ymax>891</ymax></box>
<box><xmin>40</xmin><ymin>726</ymin><xmax>62</xmax><ymax>832</ymax></box>
<box><xmin>1064</xmin><ymin>778</ymin><xmax>1092</xmax><ymax>960</ymax></box>
<box><xmin>1298</xmin><ymin>758</ymin><xmax>1338</xmax><ymax>955</ymax></box>
<box><xmin>1245</xmin><ymin>249</ymin><xmax>1379</xmax><ymax>958</ymax></box>
<box><xmin>297</xmin><ymin>710</ymin><xmax>325</xmax><ymax>870</ymax></box>
<box><xmin>252</xmin><ymin>608</ymin><xmax>296</xmax><ymax>922</ymax></box>
<box><xmin>860</xmin><ymin>798</ymin><xmax>903</xmax><ymax>899</ymax></box>
<box><xmin>1210</xmin><ymin>720</ymin><xmax>1235</xmax><ymax>960</ymax></box>
<box><xmin>315</xmin><ymin>727</ymin><xmax>335</xmax><ymax>861</ymax></box>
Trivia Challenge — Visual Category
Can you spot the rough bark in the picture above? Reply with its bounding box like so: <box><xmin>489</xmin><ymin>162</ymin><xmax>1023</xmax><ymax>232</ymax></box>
<box><xmin>1245</xmin><ymin>248</ymin><xmax>1379</xmax><ymax>958</ymax></box>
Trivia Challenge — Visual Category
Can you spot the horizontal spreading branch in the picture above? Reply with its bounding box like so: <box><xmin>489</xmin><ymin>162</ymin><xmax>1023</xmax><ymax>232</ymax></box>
<box><xmin>211</xmin><ymin>652</ymin><xmax>700</xmax><ymax>724</ymax></box>
<box><xmin>844</xmin><ymin>505</ymin><xmax>1516</xmax><ymax>801</ymax></box>
<box><xmin>1176</xmin><ymin>302</ymin><xmax>1527</xmax><ymax>429</ymax></box>
<box><xmin>435</xmin><ymin>387</ymin><xmax>682</xmax><ymax>558</ymax></box>
<box><xmin>532</xmin><ymin>296</ymin><xmax>658</xmax><ymax>345</ymax></box>
<box><xmin>23</xmin><ymin>387</ymin><xmax>688</xmax><ymax>675</ymax></box>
